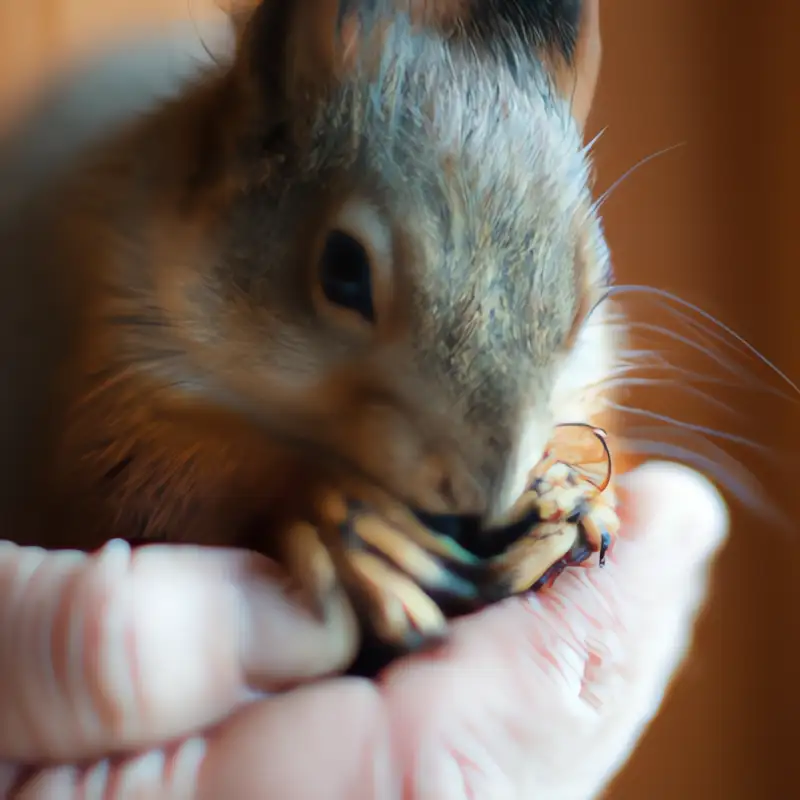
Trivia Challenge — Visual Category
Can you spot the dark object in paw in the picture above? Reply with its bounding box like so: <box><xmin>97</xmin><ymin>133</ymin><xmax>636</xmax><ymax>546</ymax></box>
<box><xmin>412</xmin><ymin>505</ymin><xmax>543</xmax><ymax>560</ymax></box>
<box><xmin>345</xmin><ymin>626</ymin><xmax>447</xmax><ymax>679</ymax></box>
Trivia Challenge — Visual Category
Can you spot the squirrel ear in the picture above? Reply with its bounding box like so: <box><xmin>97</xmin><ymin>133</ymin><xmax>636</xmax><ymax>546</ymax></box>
<box><xmin>458</xmin><ymin>1</ymin><xmax>583</xmax><ymax>59</ymax></box>
<box><xmin>230</xmin><ymin>2</ymin><xmax>599</xmax><ymax>127</ymax></box>
<box><xmin>233</xmin><ymin>0</ymin><xmax>375</xmax><ymax>109</ymax></box>
<box><xmin>548</xmin><ymin>0</ymin><xmax>601</xmax><ymax>130</ymax></box>
<box><xmin>415</xmin><ymin>1</ymin><xmax>598</xmax><ymax>130</ymax></box>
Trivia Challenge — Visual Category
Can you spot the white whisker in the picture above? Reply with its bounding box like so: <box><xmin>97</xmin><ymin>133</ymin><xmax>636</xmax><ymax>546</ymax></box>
<box><xmin>601</xmin><ymin>377</ymin><xmax>742</xmax><ymax>418</ymax></box>
<box><xmin>608</xmin><ymin>284</ymin><xmax>800</xmax><ymax>399</ymax></box>
<box><xmin>594</xmin><ymin>143</ymin><xmax>685</xmax><ymax>209</ymax></box>
<box><xmin>607</xmin><ymin>401</ymin><xmax>771</xmax><ymax>453</ymax></box>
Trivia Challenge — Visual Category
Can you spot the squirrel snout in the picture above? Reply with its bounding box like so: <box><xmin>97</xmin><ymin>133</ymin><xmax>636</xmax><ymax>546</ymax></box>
<box><xmin>415</xmin><ymin>436</ymin><xmax>524</xmax><ymax>522</ymax></box>
<box><xmin>374</xmin><ymin>431</ymin><xmax>526</xmax><ymax>521</ymax></box>
<box><xmin>415</xmin><ymin>452</ymin><xmax>488</xmax><ymax>516</ymax></box>
<box><xmin>336</xmin><ymin>404</ymin><xmax>535</xmax><ymax>520</ymax></box>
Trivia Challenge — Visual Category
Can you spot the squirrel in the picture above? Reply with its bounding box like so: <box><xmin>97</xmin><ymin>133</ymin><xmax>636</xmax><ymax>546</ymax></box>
<box><xmin>0</xmin><ymin>0</ymin><xmax>620</xmax><ymax>675</ymax></box>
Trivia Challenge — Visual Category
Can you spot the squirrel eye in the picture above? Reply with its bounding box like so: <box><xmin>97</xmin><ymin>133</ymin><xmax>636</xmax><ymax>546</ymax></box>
<box><xmin>318</xmin><ymin>229</ymin><xmax>376</xmax><ymax>323</ymax></box>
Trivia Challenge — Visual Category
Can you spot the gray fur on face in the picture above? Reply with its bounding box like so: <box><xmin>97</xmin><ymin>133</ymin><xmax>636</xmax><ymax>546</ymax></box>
<box><xmin>223</xmin><ymin>17</ymin><xmax>605</xmax><ymax>473</ymax></box>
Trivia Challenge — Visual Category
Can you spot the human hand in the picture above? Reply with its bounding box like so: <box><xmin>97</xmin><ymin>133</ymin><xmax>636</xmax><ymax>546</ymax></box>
<box><xmin>0</xmin><ymin>461</ymin><xmax>727</xmax><ymax>799</ymax></box>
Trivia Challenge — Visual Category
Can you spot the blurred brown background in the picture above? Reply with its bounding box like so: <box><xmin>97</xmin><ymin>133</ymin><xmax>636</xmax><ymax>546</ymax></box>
<box><xmin>1</xmin><ymin>1</ymin><xmax>799</xmax><ymax>797</ymax></box>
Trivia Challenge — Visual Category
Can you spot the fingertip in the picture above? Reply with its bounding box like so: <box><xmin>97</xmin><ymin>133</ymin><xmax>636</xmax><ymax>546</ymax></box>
<box><xmin>617</xmin><ymin>461</ymin><xmax>729</xmax><ymax>560</ymax></box>
<box><xmin>573</xmin><ymin>460</ymin><xmax>730</xmax><ymax>638</ymax></box>
<box><xmin>199</xmin><ymin>679</ymin><xmax>393</xmax><ymax>800</ymax></box>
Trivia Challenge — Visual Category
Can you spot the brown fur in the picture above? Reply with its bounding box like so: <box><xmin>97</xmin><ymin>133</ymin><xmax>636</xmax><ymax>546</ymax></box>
<box><xmin>0</xmin><ymin>0</ymin><xmax>618</xmax><ymax>556</ymax></box>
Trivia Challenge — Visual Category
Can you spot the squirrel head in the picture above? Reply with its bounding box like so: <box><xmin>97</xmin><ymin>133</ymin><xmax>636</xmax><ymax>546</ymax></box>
<box><xmin>141</xmin><ymin>0</ymin><xmax>615</xmax><ymax>522</ymax></box>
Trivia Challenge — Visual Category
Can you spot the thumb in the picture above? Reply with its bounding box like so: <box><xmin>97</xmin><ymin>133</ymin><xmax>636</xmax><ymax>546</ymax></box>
<box><xmin>0</xmin><ymin>540</ymin><xmax>358</xmax><ymax>763</ymax></box>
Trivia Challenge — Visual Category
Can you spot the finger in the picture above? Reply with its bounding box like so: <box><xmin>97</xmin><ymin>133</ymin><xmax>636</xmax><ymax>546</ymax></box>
<box><xmin>5</xmin><ymin>680</ymin><xmax>392</xmax><ymax>800</ymax></box>
<box><xmin>0</xmin><ymin>541</ymin><xmax>359</xmax><ymax>763</ymax></box>
<box><xmin>199</xmin><ymin>679</ymin><xmax>392</xmax><ymax>800</ymax></box>
<box><xmin>381</xmin><ymin>462</ymin><xmax>728</xmax><ymax>799</ymax></box>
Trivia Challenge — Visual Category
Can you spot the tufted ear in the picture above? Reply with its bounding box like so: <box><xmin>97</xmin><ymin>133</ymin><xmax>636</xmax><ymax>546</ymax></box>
<box><xmin>557</xmin><ymin>0</ymin><xmax>601</xmax><ymax>129</ymax></box>
<box><xmin>457</xmin><ymin>1</ymin><xmax>583</xmax><ymax>58</ymax></box>
<box><xmin>409</xmin><ymin>1</ymin><xmax>600</xmax><ymax>130</ymax></box>
<box><xmin>229</xmin><ymin>1</ymin><xmax>600</xmax><ymax>128</ymax></box>
<box><xmin>457</xmin><ymin>0</ymin><xmax>601</xmax><ymax>129</ymax></box>
<box><xmin>401</xmin><ymin>2</ymin><xmax>602</xmax><ymax>130</ymax></box>
<box><xmin>231</xmin><ymin>0</ymin><xmax>384</xmax><ymax>114</ymax></box>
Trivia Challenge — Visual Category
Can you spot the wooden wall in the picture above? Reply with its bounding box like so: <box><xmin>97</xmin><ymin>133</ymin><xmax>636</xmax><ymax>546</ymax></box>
<box><xmin>0</xmin><ymin>0</ymin><xmax>221</xmax><ymax>124</ymax></box>
<box><xmin>1</xmin><ymin>2</ymin><xmax>798</xmax><ymax>797</ymax></box>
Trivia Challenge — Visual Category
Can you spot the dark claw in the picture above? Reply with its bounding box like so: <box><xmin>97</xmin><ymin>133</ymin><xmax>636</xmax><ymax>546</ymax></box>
<box><xmin>531</xmin><ymin>559</ymin><xmax>567</xmax><ymax>591</ymax></box>
<box><xmin>599</xmin><ymin>531</ymin><xmax>611</xmax><ymax>567</ymax></box>
<box><xmin>340</xmin><ymin>497</ymin><xmax>564</xmax><ymax>676</ymax></box>
<box><xmin>565</xmin><ymin>541</ymin><xmax>593</xmax><ymax>565</ymax></box>
<box><xmin>339</xmin><ymin>508</ymin><xmax>499</xmax><ymax>619</ymax></box>
<box><xmin>343</xmin><ymin>513</ymin><xmax>495</xmax><ymax>605</ymax></box>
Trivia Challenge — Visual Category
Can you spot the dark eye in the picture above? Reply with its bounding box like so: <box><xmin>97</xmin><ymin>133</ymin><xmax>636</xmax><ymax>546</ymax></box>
<box><xmin>319</xmin><ymin>229</ymin><xmax>375</xmax><ymax>323</ymax></box>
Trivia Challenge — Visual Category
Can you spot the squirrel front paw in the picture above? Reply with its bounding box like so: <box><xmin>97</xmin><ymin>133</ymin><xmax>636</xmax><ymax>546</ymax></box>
<box><xmin>279</xmin><ymin>488</ymin><xmax>503</xmax><ymax>675</ymax></box>
<box><xmin>486</xmin><ymin>424</ymin><xmax>619</xmax><ymax>593</ymax></box>
<box><xmin>276</xmin><ymin>425</ymin><xmax>619</xmax><ymax>677</ymax></box>
<box><xmin>488</xmin><ymin>461</ymin><xmax>619</xmax><ymax>595</ymax></box>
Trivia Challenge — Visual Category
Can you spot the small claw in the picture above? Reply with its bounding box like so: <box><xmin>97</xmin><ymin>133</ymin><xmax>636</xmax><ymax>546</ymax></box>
<box><xmin>531</xmin><ymin>559</ymin><xmax>567</xmax><ymax>591</ymax></box>
<box><xmin>579</xmin><ymin>503</ymin><xmax>607</xmax><ymax>551</ymax></box>
<box><xmin>564</xmin><ymin>539</ymin><xmax>593</xmax><ymax>566</ymax></box>
<box><xmin>347</xmin><ymin>511</ymin><xmax>481</xmax><ymax>602</ymax></box>
<box><xmin>281</xmin><ymin>520</ymin><xmax>340</xmax><ymax>622</ymax></box>
<box><xmin>346</xmin><ymin>550</ymin><xmax>449</xmax><ymax>646</ymax></box>
<box><xmin>599</xmin><ymin>530</ymin><xmax>612</xmax><ymax>567</ymax></box>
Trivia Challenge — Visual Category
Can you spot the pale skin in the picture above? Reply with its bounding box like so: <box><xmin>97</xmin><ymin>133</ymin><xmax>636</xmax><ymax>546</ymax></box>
<box><xmin>0</xmin><ymin>463</ymin><xmax>728</xmax><ymax>798</ymax></box>
<box><xmin>0</xmin><ymin>3</ymin><xmax>731</xmax><ymax>797</ymax></box>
